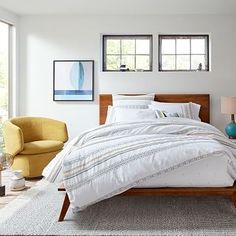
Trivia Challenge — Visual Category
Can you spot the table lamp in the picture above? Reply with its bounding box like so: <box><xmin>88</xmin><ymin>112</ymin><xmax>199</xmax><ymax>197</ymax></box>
<box><xmin>221</xmin><ymin>96</ymin><xmax>236</xmax><ymax>139</ymax></box>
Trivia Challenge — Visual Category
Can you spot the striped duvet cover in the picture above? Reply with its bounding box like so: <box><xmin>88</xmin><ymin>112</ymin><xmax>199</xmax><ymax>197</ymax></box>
<box><xmin>43</xmin><ymin>118</ymin><xmax>236</xmax><ymax>210</ymax></box>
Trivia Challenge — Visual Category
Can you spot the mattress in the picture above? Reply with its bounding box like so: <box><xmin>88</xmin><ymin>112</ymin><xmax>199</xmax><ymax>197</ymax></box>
<box><xmin>136</xmin><ymin>154</ymin><xmax>234</xmax><ymax>188</ymax></box>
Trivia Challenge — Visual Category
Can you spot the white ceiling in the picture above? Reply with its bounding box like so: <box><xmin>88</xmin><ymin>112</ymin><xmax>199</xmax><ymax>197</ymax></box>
<box><xmin>0</xmin><ymin>0</ymin><xmax>235</xmax><ymax>16</ymax></box>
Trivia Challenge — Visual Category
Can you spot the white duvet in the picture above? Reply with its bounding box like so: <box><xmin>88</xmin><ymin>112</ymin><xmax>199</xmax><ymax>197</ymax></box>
<box><xmin>43</xmin><ymin>118</ymin><xmax>236</xmax><ymax>210</ymax></box>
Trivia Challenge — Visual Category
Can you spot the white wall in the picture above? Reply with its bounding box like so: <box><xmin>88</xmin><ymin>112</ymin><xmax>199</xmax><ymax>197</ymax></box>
<box><xmin>0</xmin><ymin>7</ymin><xmax>18</xmax><ymax>25</ymax></box>
<box><xmin>19</xmin><ymin>15</ymin><xmax>236</xmax><ymax>138</ymax></box>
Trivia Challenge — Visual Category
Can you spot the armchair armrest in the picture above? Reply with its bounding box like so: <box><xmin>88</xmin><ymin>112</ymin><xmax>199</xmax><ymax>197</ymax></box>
<box><xmin>42</xmin><ymin>119</ymin><xmax>68</xmax><ymax>142</ymax></box>
<box><xmin>3</xmin><ymin>121</ymin><xmax>24</xmax><ymax>156</ymax></box>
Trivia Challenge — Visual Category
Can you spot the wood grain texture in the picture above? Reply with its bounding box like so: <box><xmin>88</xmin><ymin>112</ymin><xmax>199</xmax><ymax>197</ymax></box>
<box><xmin>99</xmin><ymin>94</ymin><xmax>210</xmax><ymax>125</ymax></box>
<box><xmin>120</xmin><ymin>185</ymin><xmax>236</xmax><ymax>196</ymax></box>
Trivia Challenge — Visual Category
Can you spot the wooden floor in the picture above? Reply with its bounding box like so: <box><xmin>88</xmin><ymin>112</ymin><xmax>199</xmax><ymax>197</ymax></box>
<box><xmin>0</xmin><ymin>170</ymin><xmax>40</xmax><ymax>209</ymax></box>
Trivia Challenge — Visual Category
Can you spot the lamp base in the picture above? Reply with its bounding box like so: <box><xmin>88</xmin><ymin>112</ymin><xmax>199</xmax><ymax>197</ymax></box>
<box><xmin>0</xmin><ymin>185</ymin><xmax>5</xmax><ymax>196</ymax></box>
<box><xmin>225</xmin><ymin>122</ymin><xmax>236</xmax><ymax>139</ymax></box>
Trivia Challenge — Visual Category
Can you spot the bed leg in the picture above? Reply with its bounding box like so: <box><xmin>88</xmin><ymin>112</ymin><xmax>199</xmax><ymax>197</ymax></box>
<box><xmin>232</xmin><ymin>192</ymin><xmax>236</xmax><ymax>208</ymax></box>
<box><xmin>58</xmin><ymin>193</ymin><xmax>70</xmax><ymax>222</ymax></box>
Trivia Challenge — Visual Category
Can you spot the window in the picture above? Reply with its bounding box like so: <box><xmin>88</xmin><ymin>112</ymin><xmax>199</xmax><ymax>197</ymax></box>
<box><xmin>0</xmin><ymin>21</ymin><xmax>9</xmax><ymax>121</ymax></box>
<box><xmin>103</xmin><ymin>35</ymin><xmax>153</xmax><ymax>72</ymax></box>
<box><xmin>0</xmin><ymin>21</ymin><xmax>11</xmax><ymax>153</ymax></box>
<box><xmin>159</xmin><ymin>35</ymin><xmax>209</xmax><ymax>72</ymax></box>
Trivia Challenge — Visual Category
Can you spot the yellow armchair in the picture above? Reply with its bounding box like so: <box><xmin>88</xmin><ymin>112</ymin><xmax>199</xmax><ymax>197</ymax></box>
<box><xmin>3</xmin><ymin>117</ymin><xmax>68</xmax><ymax>178</ymax></box>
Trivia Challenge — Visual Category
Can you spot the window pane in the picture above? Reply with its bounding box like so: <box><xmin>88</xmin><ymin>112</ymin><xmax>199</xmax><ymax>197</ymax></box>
<box><xmin>106</xmin><ymin>39</ymin><xmax>120</xmax><ymax>54</ymax></box>
<box><xmin>0</xmin><ymin>22</ymin><xmax>9</xmax><ymax>121</ymax></box>
<box><xmin>121</xmin><ymin>55</ymin><xmax>135</xmax><ymax>70</ymax></box>
<box><xmin>191</xmin><ymin>39</ymin><xmax>205</xmax><ymax>54</ymax></box>
<box><xmin>136</xmin><ymin>55</ymin><xmax>150</xmax><ymax>70</ymax></box>
<box><xmin>176</xmin><ymin>55</ymin><xmax>190</xmax><ymax>70</ymax></box>
<box><xmin>161</xmin><ymin>39</ymin><xmax>175</xmax><ymax>54</ymax></box>
<box><xmin>176</xmin><ymin>39</ymin><xmax>190</xmax><ymax>54</ymax></box>
<box><xmin>136</xmin><ymin>39</ymin><xmax>150</xmax><ymax>54</ymax></box>
<box><xmin>161</xmin><ymin>55</ymin><xmax>175</xmax><ymax>70</ymax></box>
<box><xmin>106</xmin><ymin>55</ymin><xmax>120</xmax><ymax>70</ymax></box>
<box><xmin>191</xmin><ymin>55</ymin><xmax>206</xmax><ymax>70</ymax></box>
<box><xmin>121</xmin><ymin>39</ymin><xmax>135</xmax><ymax>54</ymax></box>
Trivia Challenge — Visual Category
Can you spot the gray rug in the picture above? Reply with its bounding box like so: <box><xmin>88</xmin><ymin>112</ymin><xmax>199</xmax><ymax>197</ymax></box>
<box><xmin>0</xmin><ymin>180</ymin><xmax>236</xmax><ymax>236</ymax></box>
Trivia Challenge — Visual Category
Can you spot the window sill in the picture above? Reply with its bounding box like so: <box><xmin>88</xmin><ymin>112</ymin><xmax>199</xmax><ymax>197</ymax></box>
<box><xmin>102</xmin><ymin>70</ymin><xmax>153</xmax><ymax>72</ymax></box>
<box><xmin>158</xmin><ymin>70</ymin><xmax>210</xmax><ymax>73</ymax></box>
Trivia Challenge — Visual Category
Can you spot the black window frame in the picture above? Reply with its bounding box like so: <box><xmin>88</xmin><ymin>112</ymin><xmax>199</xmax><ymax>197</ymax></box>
<box><xmin>102</xmin><ymin>34</ymin><xmax>153</xmax><ymax>72</ymax></box>
<box><xmin>158</xmin><ymin>34</ymin><xmax>210</xmax><ymax>72</ymax></box>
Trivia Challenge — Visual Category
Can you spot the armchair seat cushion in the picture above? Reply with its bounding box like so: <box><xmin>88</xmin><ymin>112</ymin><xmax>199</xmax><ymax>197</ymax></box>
<box><xmin>20</xmin><ymin>140</ymin><xmax>64</xmax><ymax>155</ymax></box>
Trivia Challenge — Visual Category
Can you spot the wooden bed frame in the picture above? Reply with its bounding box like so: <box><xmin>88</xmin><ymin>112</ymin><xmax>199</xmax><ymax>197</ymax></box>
<box><xmin>58</xmin><ymin>94</ymin><xmax>236</xmax><ymax>221</ymax></box>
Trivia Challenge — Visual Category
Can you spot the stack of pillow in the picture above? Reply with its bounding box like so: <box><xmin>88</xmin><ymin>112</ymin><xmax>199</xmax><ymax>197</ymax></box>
<box><xmin>105</xmin><ymin>94</ymin><xmax>201</xmax><ymax>124</ymax></box>
<box><xmin>105</xmin><ymin>94</ymin><xmax>155</xmax><ymax>123</ymax></box>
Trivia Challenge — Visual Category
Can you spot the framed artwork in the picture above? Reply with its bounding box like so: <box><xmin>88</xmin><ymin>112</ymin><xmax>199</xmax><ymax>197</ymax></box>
<box><xmin>53</xmin><ymin>60</ymin><xmax>94</xmax><ymax>101</ymax></box>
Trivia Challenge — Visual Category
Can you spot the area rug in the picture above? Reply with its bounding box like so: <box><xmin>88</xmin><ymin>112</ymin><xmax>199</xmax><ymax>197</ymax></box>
<box><xmin>0</xmin><ymin>180</ymin><xmax>236</xmax><ymax>236</ymax></box>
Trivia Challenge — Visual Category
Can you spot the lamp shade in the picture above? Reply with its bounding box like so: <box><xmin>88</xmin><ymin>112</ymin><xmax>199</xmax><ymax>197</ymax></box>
<box><xmin>221</xmin><ymin>97</ymin><xmax>236</xmax><ymax>114</ymax></box>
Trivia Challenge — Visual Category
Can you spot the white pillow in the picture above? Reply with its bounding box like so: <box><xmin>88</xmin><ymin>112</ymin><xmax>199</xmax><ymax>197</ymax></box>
<box><xmin>112</xmin><ymin>99</ymin><xmax>152</xmax><ymax>109</ymax></box>
<box><xmin>114</xmin><ymin>108</ymin><xmax>157</xmax><ymax>122</ymax></box>
<box><xmin>190</xmin><ymin>102</ymin><xmax>201</xmax><ymax>121</ymax></box>
<box><xmin>149</xmin><ymin>101</ymin><xmax>201</xmax><ymax>120</ymax></box>
<box><xmin>105</xmin><ymin>106</ymin><xmax>116</xmax><ymax>124</ymax></box>
<box><xmin>113</xmin><ymin>93</ymin><xmax>155</xmax><ymax>101</ymax></box>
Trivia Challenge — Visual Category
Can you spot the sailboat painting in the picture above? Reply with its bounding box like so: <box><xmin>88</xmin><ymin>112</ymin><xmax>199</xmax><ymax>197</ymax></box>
<box><xmin>53</xmin><ymin>60</ymin><xmax>94</xmax><ymax>101</ymax></box>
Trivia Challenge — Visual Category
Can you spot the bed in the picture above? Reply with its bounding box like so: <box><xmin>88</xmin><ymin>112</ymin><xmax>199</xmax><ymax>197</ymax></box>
<box><xmin>50</xmin><ymin>94</ymin><xmax>236</xmax><ymax>221</ymax></box>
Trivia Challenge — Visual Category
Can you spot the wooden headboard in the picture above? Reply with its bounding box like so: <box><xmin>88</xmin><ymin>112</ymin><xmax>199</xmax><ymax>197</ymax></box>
<box><xmin>99</xmin><ymin>94</ymin><xmax>210</xmax><ymax>125</ymax></box>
